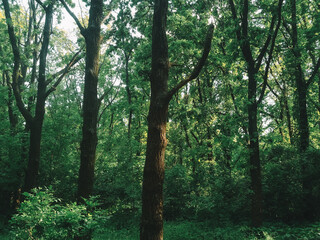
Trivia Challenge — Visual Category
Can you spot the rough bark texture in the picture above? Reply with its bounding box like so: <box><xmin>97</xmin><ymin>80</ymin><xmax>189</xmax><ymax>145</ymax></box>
<box><xmin>140</xmin><ymin>1</ymin><xmax>168</xmax><ymax>239</ymax></box>
<box><xmin>140</xmin><ymin>1</ymin><xmax>213</xmax><ymax>238</ymax></box>
<box><xmin>77</xmin><ymin>0</ymin><xmax>103</xmax><ymax>201</ymax></box>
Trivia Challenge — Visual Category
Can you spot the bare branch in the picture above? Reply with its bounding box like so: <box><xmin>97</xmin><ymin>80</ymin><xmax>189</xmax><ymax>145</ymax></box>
<box><xmin>98</xmin><ymin>79</ymin><xmax>117</xmax><ymax>104</ymax></box>
<box><xmin>98</xmin><ymin>89</ymin><xmax>119</xmax><ymax>123</ymax></box>
<box><xmin>101</xmin><ymin>11</ymin><xmax>112</xmax><ymax>25</ymax></box>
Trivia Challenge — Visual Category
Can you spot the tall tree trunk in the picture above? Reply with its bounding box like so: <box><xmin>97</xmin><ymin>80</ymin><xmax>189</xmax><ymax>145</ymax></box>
<box><xmin>228</xmin><ymin>0</ymin><xmax>283</xmax><ymax>227</ymax></box>
<box><xmin>290</xmin><ymin>0</ymin><xmax>313</xmax><ymax>220</ymax></box>
<box><xmin>140</xmin><ymin>0</ymin><xmax>168</xmax><ymax>238</ymax></box>
<box><xmin>23</xmin><ymin>4</ymin><xmax>53</xmax><ymax>192</ymax></box>
<box><xmin>140</xmin><ymin>1</ymin><xmax>213</xmax><ymax>238</ymax></box>
<box><xmin>140</xmin><ymin>103</ymin><xmax>168</xmax><ymax>240</ymax></box>
<box><xmin>318</xmin><ymin>74</ymin><xmax>320</xmax><ymax>130</ymax></box>
<box><xmin>77</xmin><ymin>0</ymin><xmax>103</xmax><ymax>201</ymax></box>
<box><xmin>3</xmin><ymin>0</ymin><xmax>53</xmax><ymax>193</ymax></box>
<box><xmin>248</xmin><ymin>68</ymin><xmax>262</xmax><ymax>227</ymax></box>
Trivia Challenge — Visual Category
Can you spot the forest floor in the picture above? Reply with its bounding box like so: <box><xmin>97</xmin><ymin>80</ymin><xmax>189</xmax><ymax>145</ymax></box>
<box><xmin>1</xmin><ymin>220</ymin><xmax>320</xmax><ymax>239</ymax></box>
<box><xmin>93</xmin><ymin>220</ymin><xmax>320</xmax><ymax>240</ymax></box>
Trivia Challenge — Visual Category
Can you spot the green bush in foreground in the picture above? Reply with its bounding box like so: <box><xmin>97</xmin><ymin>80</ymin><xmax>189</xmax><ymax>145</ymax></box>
<box><xmin>9</xmin><ymin>187</ymin><xmax>107</xmax><ymax>240</ymax></box>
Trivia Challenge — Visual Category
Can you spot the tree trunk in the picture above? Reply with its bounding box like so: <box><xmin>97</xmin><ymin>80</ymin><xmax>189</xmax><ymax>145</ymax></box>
<box><xmin>23</xmin><ymin>4</ymin><xmax>53</xmax><ymax>192</ymax></box>
<box><xmin>290</xmin><ymin>0</ymin><xmax>312</xmax><ymax>220</ymax></box>
<box><xmin>24</xmin><ymin>119</ymin><xmax>43</xmax><ymax>192</ymax></box>
<box><xmin>318</xmin><ymin>74</ymin><xmax>320</xmax><ymax>130</ymax></box>
<box><xmin>77</xmin><ymin>0</ymin><xmax>103</xmax><ymax>201</ymax></box>
<box><xmin>140</xmin><ymin>1</ymin><xmax>168</xmax><ymax>239</ymax></box>
<box><xmin>228</xmin><ymin>0</ymin><xmax>283</xmax><ymax>227</ymax></box>
<box><xmin>140</xmin><ymin>1</ymin><xmax>213</xmax><ymax>238</ymax></box>
<box><xmin>124</xmin><ymin>53</ymin><xmax>133</xmax><ymax>137</ymax></box>
<box><xmin>140</xmin><ymin>103</ymin><xmax>168</xmax><ymax>240</ymax></box>
<box><xmin>248</xmin><ymin>68</ymin><xmax>262</xmax><ymax>227</ymax></box>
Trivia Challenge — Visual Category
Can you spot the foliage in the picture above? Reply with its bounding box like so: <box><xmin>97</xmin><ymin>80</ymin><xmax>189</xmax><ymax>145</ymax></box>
<box><xmin>9</xmin><ymin>188</ymin><xmax>107</xmax><ymax>240</ymax></box>
<box><xmin>0</xmin><ymin>0</ymin><xmax>319</xmax><ymax>238</ymax></box>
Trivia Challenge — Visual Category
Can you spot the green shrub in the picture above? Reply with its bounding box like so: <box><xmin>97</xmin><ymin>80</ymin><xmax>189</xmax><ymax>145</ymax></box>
<box><xmin>263</xmin><ymin>145</ymin><xmax>302</xmax><ymax>221</ymax></box>
<box><xmin>164</xmin><ymin>165</ymin><xmax>192</xmax><ymax>220</ymax></box>
<box><xmin>9</xmin><ymin>187</ymin><xmax>107</xmax><ymax>240</ymax></box>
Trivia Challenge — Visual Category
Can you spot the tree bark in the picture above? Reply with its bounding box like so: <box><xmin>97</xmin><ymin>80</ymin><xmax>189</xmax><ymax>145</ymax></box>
<box><xmin>140</xmin><ymin>1</ymin><xmax>213</xmax><ymax>238</ymax></box>
<box><xmin>77</xmin><ymin>0</ymin><xmax>103</xmax><ymax>201</ymax></box>
<box><xmin>140</xmin><ymin>1</ymin><xmax>168</xmax><ymax>239</ymax></box>
<box><xmin>290</xmin><ymin>0</ymin><xmax>309</xmax><ymax>152</ymax></box>
<box><xmin>248</xmin><ymin>67</ymin><xmax>262</xmax><ymax>227</ymax></box>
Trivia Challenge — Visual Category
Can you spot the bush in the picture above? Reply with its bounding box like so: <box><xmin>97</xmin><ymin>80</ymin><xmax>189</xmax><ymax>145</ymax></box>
<box><xmin>164</xmin><ymin>165</ymin><xmax>192</xmax><ymax>220</ymax></box>
<box><xmin>262</xmin><ymin>145</ymin><xmax>303</xmax><ymax>221</ymax></box>
<box><xmin>9</xmin><ymin>187</ymin><xmax>107</xmax><ymax>240</ymax></box>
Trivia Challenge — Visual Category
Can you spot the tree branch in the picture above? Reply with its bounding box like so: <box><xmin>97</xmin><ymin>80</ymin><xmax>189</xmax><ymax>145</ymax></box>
<box><xmin>45</xmin><ymin>50</ymin><xmax>83</xmax><ymax>98</ymax></box>
<box><xmin>2</xmin><ymin>0</ymin><xmax>34</xmax><ymax>124</ymax></box>
<box><xmin>35</xmin><ymin>0</ymin><xmax>46</xmax><ymax>10</ymax></box>
<box><xmin>166</xmin><ymin>24</ymin><xmax>214</xmax><ymax>102</ymax></box>
<box><xmin>255</xmin><ymin>13</ymin><xmax>276</xmax><ymax>70</ymax></box>
<box><xmin>59</xmin><ymin>0</ymin><xmax>85</xmax><ymax>33</ymax></box>
<box><xmin>228</xmin><ymin>0</ymin><xmax>241</xmax><ymax>41</ymax></box>
<box><xmin>257</xmin><ymin>0</ymin><xmax>283</xmax><ymax>104</ymax></box>
<box><xmin>306</xmin><ymin>56</ymin><xmax>320</xmax><ymax>88</ymax></box>
<box><xmin>229</xmin><ymin>0</ymin><xmax>254</xmax><ymax>65</ymax></box>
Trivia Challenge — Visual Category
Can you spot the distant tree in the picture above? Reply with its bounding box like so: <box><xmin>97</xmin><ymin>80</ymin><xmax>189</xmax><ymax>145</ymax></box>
<box><xmin>283</xmin><ymin>0</ymin><xmax>320</xmax><ymax>220</ymax></box>
<box><xmin>228</xmin><ymin>0</ymin><xmax>283</xmax><ymax>227</ymax></box>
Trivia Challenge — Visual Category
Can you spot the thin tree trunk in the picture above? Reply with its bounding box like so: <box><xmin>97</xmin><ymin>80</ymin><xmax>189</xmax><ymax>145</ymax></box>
<box><xmin>228</xmin><ymin>0</ymin><xmax>283</xmax><ymax>227</ymax></box>
<box><xmin>124</xmin><ymin>53</ymin><xmax>133</xmax><ymax>137</ymax></box>
<box><xmin>3</xmin><ymin>0</ymin><xmax>53</xmax><ymax>193</ymax></box>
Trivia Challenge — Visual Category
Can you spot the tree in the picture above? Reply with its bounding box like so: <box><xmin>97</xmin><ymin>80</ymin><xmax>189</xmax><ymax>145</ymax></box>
<box><xmin>283</xmin><ymin>0</ymin><xmax>320</xmax><ymax>220</ymax></box>
<box><xmin>60</xmin><ymin>0</ymin><xmax>111</xmax><ymax>201</ymax></box>
<box><xmin>140</xmin><ymin>0</ymin><xmax>213</xmax><ymax>238</ymax></box>
<box><xmin>228</xmin><ymin>0</ymin><xmax>283</xmax><ymax>227</ymax></box>
<box><xmin>3</xmin><ymin>0</ymin><xmax>80</xmax><ymax>193</ymax></box>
